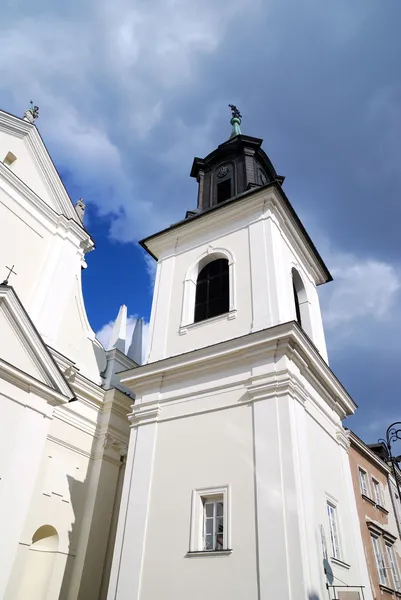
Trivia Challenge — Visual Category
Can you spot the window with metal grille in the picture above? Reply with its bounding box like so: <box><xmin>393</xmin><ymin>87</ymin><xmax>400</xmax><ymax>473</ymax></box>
<box><xmin>194</xmin><ymin>259</ymin><xmax>229</xmax><ymax>323</ymax></box>
<box><xmin>203</xmin><ymin>498</ymin><xmax>224</xmax><ymax>551</ymax></box>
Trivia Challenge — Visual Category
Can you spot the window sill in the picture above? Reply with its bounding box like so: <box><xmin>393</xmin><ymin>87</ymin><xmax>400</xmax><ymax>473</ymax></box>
<box><xmin>330</xmin><ymin>557</ymin><xmax>351</xmax><ymax>569</ymax></box>
<box><xmin>179</xmin><ymin>310</ymin><xmax>237</xmax><ymax>335</ymax></box>
<box><xmin>379</xmin><ymin>584</ymin><xmax>400</xmax><ymax>595</ymax></box>
<box><xmin>186</xmin><ymin>550</ymin><xmax>233</xmax><ymax>558</ymax></box>
<box><xmin>376</xmin><ymin>504</ymin><xmax>389</xmax><ymax>515</ymax></box>
<box><xmin>361</xmin><ymin>493</ymin><xmax>376</xmax><ymax>506</ymax></box>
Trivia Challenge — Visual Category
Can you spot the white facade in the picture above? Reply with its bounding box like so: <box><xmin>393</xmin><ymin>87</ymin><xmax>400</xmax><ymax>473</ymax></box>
<box><xmin>0</xmin><ymin>108</ymin><xmax>140</xmax><ymax>600</ymax></box>
<box><xmin>108</xmin><ymin>164</ymin><xmax>372</xmax><ymax>599</ymax></box>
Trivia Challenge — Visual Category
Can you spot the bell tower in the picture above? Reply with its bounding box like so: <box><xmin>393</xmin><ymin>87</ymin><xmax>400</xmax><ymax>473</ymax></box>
<box><xmin>108</xmin><ymin>109</ymin><xmax>371</xmax><ymax>600</ymax></box>
<box><xmin>145</xmin><ymin>107</ymin><xmax>330</xmax><ymax>364</ymax></box>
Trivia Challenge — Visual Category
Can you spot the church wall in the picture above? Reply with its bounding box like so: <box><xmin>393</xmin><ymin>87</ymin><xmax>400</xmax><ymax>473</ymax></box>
<box><xmin>0</xmin><ymin>131</ymin><xmax>58</xmax><ymax>211</ymax></box>
<box><xmin>0</xmin><ymin>381</ymin><xmax>53</xmax><ymax>600</ymax></box>
<box><xmin>4</xmin><ymin>391</ymin><xmax>128</xmax><ymax>600</ymax></box>
<box><xmin>111</xmin><ymin>342</ymin><xmax>371</xmax><ymax>600</ymax></box>
<box><xmin>140</xmin><ymin>398</ymin><xmax>258</xmax><ymax>600</ymax></box>
<box><xmin>0</xmin><ymin>186</ymin><xmax>52</xmax><ymax>307</ymax></box>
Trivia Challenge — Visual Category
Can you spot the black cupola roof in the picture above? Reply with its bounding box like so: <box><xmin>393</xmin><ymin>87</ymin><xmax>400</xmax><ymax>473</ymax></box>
<box><xmin>190</xmin><ymin>107</ymin><xmax>284</xmax><ymax>213</ymax></box>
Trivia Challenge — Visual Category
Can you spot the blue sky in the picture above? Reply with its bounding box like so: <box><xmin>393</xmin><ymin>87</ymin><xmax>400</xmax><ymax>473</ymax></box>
<box><xmin>2</xmin><ymin>0</ymin><xmax>401</xmax><ymax>443</ymax></box>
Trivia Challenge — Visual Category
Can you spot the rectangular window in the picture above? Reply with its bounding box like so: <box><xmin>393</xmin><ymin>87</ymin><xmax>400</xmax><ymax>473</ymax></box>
<box><xmin>371</xmin><ymin>534</ymin><xmax>388</xmax><ymax>586</ymax></box>
<box><xmin>216</xmin><ymin>179</ymin><xmax>232</xmax><ymax>203</ymax></box>
<box><xmin>203</xmin><ymin>497</ymin><xmax>224</xmax><ymax>551</ymax></box>
<box><xmin>359</xmin><ymin>468</ymin><xmax>369</xmax><ymax>496</ymax></box>
<box><xmin>189</xmin><ymin>485</ymin><xmax>231</xmax><ymax>554</ymax></box>
<box><xmin>372</xmin><ymin>478</ymin><xmax>382</xmax><ymax>506</ymax></box>
<box><xmin>386</xmin><ymin>543</ymin><xmax>400</xmax><ymax>591</ymax></box>
<box><xmin>327</xmin><ymin>501</ymin><xmax>341</xmax><ymax>559</ymax></box>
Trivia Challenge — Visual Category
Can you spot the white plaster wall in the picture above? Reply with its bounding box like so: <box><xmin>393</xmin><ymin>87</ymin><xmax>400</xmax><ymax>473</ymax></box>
<box><xmin>147</xmin><ymin>190</ymin><xmax>328</xmax><ymax>364</ymax></box>
<box><xmin>0</xmin><ymin>150</ymin><xmax>104</xmax><ymax>383</ymax></box>
<box><xmin>140</xmin><ymin>400</ymin><xmax>257</xmax><ymax>600</ymax></box>
<box><xmin>110</xmin><ymin>340</ymin><xmax>370</xmax><ymax>600</ymax></box>
<box><xmin>0</xmin><ymin>380</ymin><xmax>53</xmax><ymax>600</ymax></box>
<box><xmin>0</xmin><ymin>187</ymin><xmax>52</xmax><ymax>307</ymax></box>
<box><xmin>0</xmin><ymin>131</ymin><xmax>58</xmax><ymax>212</ymax></box>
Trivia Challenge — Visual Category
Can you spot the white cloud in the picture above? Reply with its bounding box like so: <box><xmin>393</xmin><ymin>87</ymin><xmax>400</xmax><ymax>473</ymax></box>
<box><xmin>322</xmin><ymin>257</ymin><xmax>401</xmax><ymax>328</ymax></box>
<box><xmin>319</xmin><ymin>247</ymin><xmax>401</xmax><ymax>351</ymax></box>
<box><xmin>143</xmin><ymin>253</ymin><xmax>158</xmax><ymax>288</ymax></box>
<box><xmin>0</xmin><ymin>0</ymin><xmax>260</xmax><ymax>241</ymax></box>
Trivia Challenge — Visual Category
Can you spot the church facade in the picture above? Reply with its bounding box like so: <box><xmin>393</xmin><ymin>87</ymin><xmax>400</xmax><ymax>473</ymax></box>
<box><xmin>0</xmin><ymin>105</ymin><xmax>142</xmax><ymax>600</ymax></box>
<box><xmin>107</xmin><ymin>110</ymin><xmax>373</xmax><ymax>600</ymax></box>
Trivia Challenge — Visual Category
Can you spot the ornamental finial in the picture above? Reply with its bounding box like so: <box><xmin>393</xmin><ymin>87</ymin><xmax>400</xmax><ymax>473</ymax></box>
<box><xmin>228</xmin><ymin>104</ymin><xmax>242</xmax><ymax>138</ymax></box>
<box><xmin>23</xmin><ymin>101</ymin><xmax>39</xmax><ymax>124</ymax></box>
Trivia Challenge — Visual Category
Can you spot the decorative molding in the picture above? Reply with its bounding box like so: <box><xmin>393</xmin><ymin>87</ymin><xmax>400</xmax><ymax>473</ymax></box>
<box><xmin>330</xmin><ymin>557</ymin><xmax>351</xmax><ymax>570</ymax></box>
<box><xmin>103</xmin><ymin>434</ymin><xmax>128</xmax><ymax>457</ymax></box>
<box><xmin>366</xmin><ymin>518</ymin><xmax>397</xmax><ymax>544</ymax></box>
<box><xmin>143</xmin><ymin>185</ymin><xmax>329</xmax><ymax>286</ymax></box>
<box><xmin>179</xmin><ymin>309</ymin><xmax>237</xmax><ymax>336</ymax></box>
<box><xmin>0</xmin><ymin>163</ymin><xmax>93</xmax><ymax>250</ymax></box>
<box><xmin>336</xmin><ymin>428</ymin><xmax>351</xmax><ymax>452</ymax></box>
<box><xmin>185</xmin><ymin>550</ymin><xmax>232</xmax><ymax>558</ymax></box>
<box><xmin>121</xmin><ymin>322</ymin><xmax>356</xmax><ymax>419</ymax></box>
<box><xmin>128</xmin><ymin>402</ymin><xmax>160</xmax><ymax>427</ymax></box>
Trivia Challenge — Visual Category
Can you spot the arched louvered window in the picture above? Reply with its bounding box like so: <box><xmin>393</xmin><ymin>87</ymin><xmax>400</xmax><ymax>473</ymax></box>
<box><xmin>194</xmin><ymin>258</ymin><xmax>229</xmax><ymax>323</ymax></box>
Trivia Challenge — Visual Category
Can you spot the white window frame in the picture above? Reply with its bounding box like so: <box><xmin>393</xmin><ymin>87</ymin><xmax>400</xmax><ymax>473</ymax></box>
<box><xmin>372</xmin><ymin>478</ymin><xmax>382</xmax><ymax>506</ymax></box>
<box><xmin>371</xmin><ymin>534</ymin><xmax>388</xmax><ymax>586</ymax></box>
<box><xmin>327</xmin><ymin>500</ymin><xmax>341</xmax><ymax>560</ymax></box>
<box><xmin>385</xmin><ymin>542</ymin><xmax>401</xmax><ymax>591</ymax></box>
<box><xmin>358</xmin><ymin>468</ymin><xmax>369</xmax><ymax>497</ymax></box>
<box><xmin>180</xmin><ymin>248</ymin><xmax>236</xmax><ymax>333</ymax></box>
<box><xmin>189</xmin><ymin>485</ymin><xmax>231</xmax><ymax>554</ymax></box>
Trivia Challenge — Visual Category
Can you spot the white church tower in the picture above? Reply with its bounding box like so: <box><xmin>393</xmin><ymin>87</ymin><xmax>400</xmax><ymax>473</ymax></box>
<box><xmin>108</xmin><ymin>108</ymin><xmax>372</xmax><ymax>600</ymax></box>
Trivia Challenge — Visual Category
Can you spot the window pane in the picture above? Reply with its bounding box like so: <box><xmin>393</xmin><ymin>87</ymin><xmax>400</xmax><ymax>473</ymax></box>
<box><xmin>216</xmin><ymin>517</ymin><xmax>224</xmax><ymax>534</ymax></box>
<box><xmin>194</xmin><ymin>259</ymin><xmax>229</xmax><ymax>323</ymax></box>
<box><xmin>205</xmin><ymin>519</ymin><xmax>213</xmax><ymax>534</ymax></box>
<box><xmin>205</xmin><ymin>534</ymin><xmax>213</xmax><ymax>550</ymax></box>
<box><xmin>217</xmin><ymin>502</ymin><xmax>224</xmax><ymax>517</ymax></box>
<box><xmin>205</xmin><ymin>502</ymin><xmax>214</xmax><ymax>518</ymax></box>
<box><xmin>216</xmin><ymin>534</ymin><xmax>224</xmax><ymax>549</ymax></box>
<box><xmin>359</xmin><ymin>469</ymin><xmax>368</xmax><ymax>495</ymax></box>
<box><xmin>327</xmin><ymin>502</ymin><xmax>340</xmax><ymax>559</ymax></box>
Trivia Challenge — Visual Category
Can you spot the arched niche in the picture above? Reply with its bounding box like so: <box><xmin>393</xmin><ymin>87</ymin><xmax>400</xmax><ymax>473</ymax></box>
<box><xmin>14</xmin><ymin>525</ymin><xmax>59</xmax><ymax>600</ymax></box>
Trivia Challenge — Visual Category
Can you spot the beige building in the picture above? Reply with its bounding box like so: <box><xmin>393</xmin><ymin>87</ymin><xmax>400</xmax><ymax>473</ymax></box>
<box><xmin>349</xmin><ymin>431</ymin><xmax>401</xmax><ymax>599</ymax></box>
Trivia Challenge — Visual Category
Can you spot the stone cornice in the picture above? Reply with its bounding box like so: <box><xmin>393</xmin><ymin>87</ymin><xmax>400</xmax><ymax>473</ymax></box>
<box><xmin>366</xmin><ymin>518</ymin><xmax>397</xmax><ymax>544</ymax></box>
<box><xmin>129</xmin><ymin>403</ymin><xmax>160</xmax><ymax>427</ymax></box>
<box><xmin>348</xmin><ymin>430</ymin><xmax>391</xmax><ymax>475</ymax></box>
<box><xmin>0</xmin><ymin>285</ymin><xmax>74</xmax><ymax>401</ymax></box>
<box><xmin>121</xmin><ymin>322</ymin><xmax>356</xmax><ymax>419</ymax></box>
<box><xmin>141</xmin><ymin>185</ymin><xmax>329</xmax><ymax>286</ymax></box>
<box><xmin>0</xmin><ymin>357</ymin><xmax>69</xmax><ymax>407</ymax></box>
<box><xmin>0</xmin><ymin>162</ymin><xmax>93</xmax><ymax>251</ymax></box>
